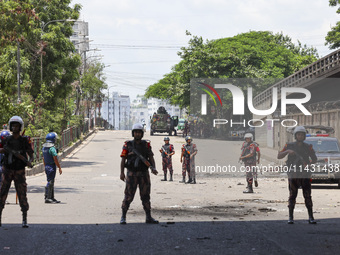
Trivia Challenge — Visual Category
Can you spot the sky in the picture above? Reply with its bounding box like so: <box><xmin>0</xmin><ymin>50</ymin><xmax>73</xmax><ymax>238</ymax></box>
<box><xmin>71</xmin><ymin>0</ymin><xmax>340</xmax><ymax>101</ymax></box>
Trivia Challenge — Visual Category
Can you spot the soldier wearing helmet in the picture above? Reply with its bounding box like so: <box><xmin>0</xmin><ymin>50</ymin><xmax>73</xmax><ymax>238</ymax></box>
<box><xmin>42</xmin><ymin>132</ymin><xmax>62</xmax><ymax>204</ymax></box>
<box><xmin>0</xmin><ymin>116</ymin><xmax>34</xmax><ymax>228</ymax></box>
<box><xmin>159</xmin><ymin>137</ymin><xmax>175</xmax><ymax>181</ymax></box>
<box><xmin>180</xmin><ymin>136</ymin><xmax>198</xmax><ymax>184</ymax></box>
<box><xmin>120</xmin><ymin>123</ymin><xmax>159</xmax><ymax>224</ymax></box>
<box><xmin>278</xmin><ymin>126</ymin><xmax>317</xmax><ymax>224</ymax></box>
<box><xmin>239</xmin><ymin>133</ymin><xmax>258</xmax><ymax>193</ymax></box>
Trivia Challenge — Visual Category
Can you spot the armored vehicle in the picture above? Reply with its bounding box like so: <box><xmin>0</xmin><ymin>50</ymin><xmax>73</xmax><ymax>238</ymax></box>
<box><xmin>150</xmin><ymin>107</ymin><xmax>178</xmax><ymax>136</ymax></box>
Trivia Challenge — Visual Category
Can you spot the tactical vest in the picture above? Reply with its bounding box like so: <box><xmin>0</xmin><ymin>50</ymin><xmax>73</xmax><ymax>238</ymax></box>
<box><xmin>241</xmin><ymin>142</ymin><xmax>256</xmax><ymax>163</ymax></box>
<box><xmin>125</xmin><ymin>140</ymin><xmax>149</xmax><ymax>172</ymax></box>
<box><xmin>183</xmin><ymin>144</ymin><xmax>193</xmax><ymax>158</ymax></box>
<box><xmin>4</xmin><ymin>135</ymin><xmax>29</xmax><ymax>170</ymax></box>
<box><xmin>286</xmin><ymin>142</ymin><xmax>312</xmax><ymax>178</ymax></box>
<box><xmin>42</xmin><ymin>146</ymin><xmax>55</xmax><ymax>165</ymax></box>
<box><xmin>161</xmin><ymin>144</ymin><xmax>172</xmax><ymax>158</ymax></box>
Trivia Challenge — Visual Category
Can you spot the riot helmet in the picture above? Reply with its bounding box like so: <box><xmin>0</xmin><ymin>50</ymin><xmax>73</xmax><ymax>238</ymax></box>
<box><xmin>8</xmin><ymin>116</ymin><xmax>24</xmax><ymax>132</ymax></box>
<box><xmin>46</xmin><ymin>132</ymin><xmax>58</xmax><ymax>143</ymax></box>
<box><xmin>164</xmin><ymin>137</ymin><xmax>170</xmax><ymax>141</ymax></box>
<box><xmin>132</xmin><ymin>123</ymin><xmax>144</xmax><ymax>138</ymax></box>
<box><xmin>293</xmin><ymin>126</ymin><xmax>306</xmax><ymax>140</ymax></box>
<box><xmin>185</xmin><ymin>136</ymin><xmax>192</xmax><ymax>142</ymax></box>
<box><xmin>0</xmin><ymin>130</ymin><xmax>10</xmax><ymax>142</ymax></box>
<box><xmin>244</xmin><ymin>133</ymin><xmax>253</xmax><ymax>141</ymax></box>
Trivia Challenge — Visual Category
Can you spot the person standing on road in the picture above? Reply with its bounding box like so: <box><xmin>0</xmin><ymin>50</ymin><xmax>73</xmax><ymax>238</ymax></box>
<box><xmin>0</xmin><ymin>116</ymin><xmax>34</xmax><ymax>228</ymax></box>
<box><xmin>239</xmin><ymin>133</ymin><xmax>257</xmax><ymax>193</ymax></box>
<box><xmin>159</xmin><ymin>137</ymin><xmax>175</xmax><ymax>181</ymax></box>
<box><xmin>0</xmin><ymin>131</ymin><xmax>11</xmax><ymax>189</ymax></box>
<box><xmin>120</xmin><ymin>123</ymin><xmax>159</xmax><ymax>225</ymax></box>
<box><xmin>241</xmin><ymin>138</ymin><xmax>261</xmax><ymax>187</ymax></box>
<box><xmin>180</xmin><ymin>136</ymin><xmax>198</xmax><ymax>184</ymax></box>
<box><xmin>277</xmin><ymin>126</ymin><xmax>317</xmax><ymax>224</ymax></box>
<box><xmin>42</xmin><ymin>132</ymin><xmax>62</xmax><ymax>204</ymax></box>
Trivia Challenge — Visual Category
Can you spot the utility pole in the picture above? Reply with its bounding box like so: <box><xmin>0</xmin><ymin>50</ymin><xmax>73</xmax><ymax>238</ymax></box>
<box><xmin>17</xmin><ymin>41</ymin><xmax>21</xmax><ymax>104</ymax></box>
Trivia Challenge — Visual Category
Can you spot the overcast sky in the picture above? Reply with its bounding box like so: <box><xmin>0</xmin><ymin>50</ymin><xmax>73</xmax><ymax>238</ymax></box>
<box><xmin>72</xmin><ymin>0</ymin><xmax>339</xmax><ymax>101</ymax></box>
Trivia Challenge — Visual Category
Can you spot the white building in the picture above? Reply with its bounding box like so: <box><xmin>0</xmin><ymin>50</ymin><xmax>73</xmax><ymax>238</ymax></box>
<box><xmin>101</xmin><ymin>92</ymin><xmax>130</xmax><ymax>130</ymax></box>
<box><xmin>70</xmin><ymin>21</ymin><xmax>89</xmax><ymax>54</ymax></box>
<box><xmin>130</xmin><ymin>95</ymin><xmax>149</xmax><ymax>129</ymax></box>
<box><xmin>147</xmin><ymin>98</ymin><xmax>182</xmax><ymax>117</ymax></box>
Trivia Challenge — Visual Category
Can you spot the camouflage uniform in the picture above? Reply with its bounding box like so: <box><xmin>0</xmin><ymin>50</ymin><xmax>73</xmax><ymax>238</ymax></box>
<box><xmin>182</xmin><ymin>143</ymin><xmax>198</xmax><ymax>179</ymax></box>
<box><xmin>120</xmin><ymin>140</ymin><xmax>154</xmax><ymax>213</ymax></box>
<box><xmin>161</xmin><ymin>144</ymin><xmax>174</xmax><ymax>175</ymax></box>
<box><xmin>241</xmin><ymin>142</ymin><xmax>256</xmax><ymax>187</ymax></box>
<box><xmin>0</xmin><ymin>135</ymin><xmax>33</xmax><ymax>213</ymax></box>
<box><xmin>280</xmin><ymin>142</ymin><xmax>317</xmax><ymax>210</ymax></box>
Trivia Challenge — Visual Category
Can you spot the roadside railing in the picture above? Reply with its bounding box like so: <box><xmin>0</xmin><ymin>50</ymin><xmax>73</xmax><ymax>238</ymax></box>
<box><xmin>30</xmin><ymin>120</ymin><xmax>90</xmax><ymax>164</ymax></box>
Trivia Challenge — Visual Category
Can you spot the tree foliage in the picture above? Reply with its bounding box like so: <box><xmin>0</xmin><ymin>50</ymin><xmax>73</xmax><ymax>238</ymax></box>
<box><xmin>326</xmin><ymin>0</ymin><xmax>340</xmax><ymax>49</ymax></box>
<box><xmin>145</xmin><ymin>31</ymin><xmax>318</xmax><ymax>108</ymax></box>
<box><xmin>0</xmin><ymin>0</ymin><xmax>106</xmax><ymax>137</ymax></box>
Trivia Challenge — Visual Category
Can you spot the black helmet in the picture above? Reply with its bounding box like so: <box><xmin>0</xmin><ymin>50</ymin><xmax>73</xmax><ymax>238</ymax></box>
<box><xmin>164</xmin><ymin>137</ymin><xmax>170</xmax><ymax>141</ymax></box>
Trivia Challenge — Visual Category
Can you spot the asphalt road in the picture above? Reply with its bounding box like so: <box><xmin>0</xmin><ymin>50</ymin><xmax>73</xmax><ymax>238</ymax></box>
<box><xmin>0</xmin><ymin>130</ymin><xmax>340</xmax><ymax>255</ymax></box>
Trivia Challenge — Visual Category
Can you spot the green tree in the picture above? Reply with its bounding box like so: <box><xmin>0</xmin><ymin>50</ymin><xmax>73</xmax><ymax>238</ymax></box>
<box><xmin>145</xmin><ymin>31</ymin><xmax>318</xmax><ymax>108</ymax></box>
<box><xmin>326</xmin><ymin>0</ymin><xmax>340</xmax><ymax>49</ymax></box>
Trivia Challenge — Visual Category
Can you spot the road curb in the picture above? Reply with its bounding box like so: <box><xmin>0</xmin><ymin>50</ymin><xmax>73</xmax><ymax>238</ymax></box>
<box><xmin>26</xmin><ymin>129</ymin><xmax>97</xmax><ymax>176</ymax></box>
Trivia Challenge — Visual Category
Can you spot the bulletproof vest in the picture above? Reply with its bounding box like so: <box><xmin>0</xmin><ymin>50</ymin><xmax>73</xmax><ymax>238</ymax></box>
<box><xmin>183</xmin><ymin>143</ymin><xmax>192</xmax><ymax>158</ymax></box>
<box><xmin>241</xmin><ymin>142</ymin><xmax>256</xmax><ymax>162</ymax></box>
<box><xmin>161</xmin><ymin>144</ymin><xmax>171</xmax><ymax>158</ymax></box>
<box><xmin>286</xmin><ymin>142</ymin><xmax>311</xmax><ymax>167</ymax></box>
<box><xmin>4</xmin><ymin>135</ymin><xmax>29</xmax><ymax>169</ymax></box>
<box><xmin>125</xmin><ymin>140</ymin><xmax>149</xmax><ymax>171</ymax></box>
<box><xmin>42</xmin><ymin>146</ymin><xmax>55</xmax><ymax>165</ymax></box>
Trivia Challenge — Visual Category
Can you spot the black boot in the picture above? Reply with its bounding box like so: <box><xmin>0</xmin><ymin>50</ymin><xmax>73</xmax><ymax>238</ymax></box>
<box><xmin>161</xmin><ymin>173</ymin><xmax>167</xmax><ymax>181</ymax></box>
<box><xmin>22</xmin><ymin>211</ymin><xmax>28</xmax><ymax>228</ymax></box>
<box><xmin>179</xmin><ymin>177</ymin><xmax>185</xmax><ymax>183</ymax></box>
<box><xmin>288</xmin><ymin>207</ymin><xmax>294</xmax><ymax>224</ymax></box>
<box><xmin>45</xmin><ymin>182</ymin><xmax>54</xmax><ymax>203</ymax></box>
<box><xmin>145</xmin><ymin>211</ymin><xmax>159</xmax><ymax>224</ymax></box>
<box><xmin>186</xmin><ymin>177</ymin><xmax>192</xmax><ymax>184</ymax></box>
<box><xmin>51</xmin><ymin>181</ymin><xmax>60</xmax><ymax>203</ymax></box>
<box><xmin>243</xmin><ymin>185</ymin><xmax>253</xmax><ymax>193</ymax></box>
<box><xmin>190</xmin><ymin>178</ymin><xmax>196</xmax><ymax>184</ymax></box>
<box><xmin>120</xmin><ymin>209</ymin><xmax>127</xmax><ymax>224</ymax></box>
<box><xmin>308</xmin><ymin>208</ymin><xmax>316</xmax><ymax>224</ymax></box>
<box><xmin>169</xmin><ymin>174</ymin><xmax>173</xmax><ymax>182</ymax></box>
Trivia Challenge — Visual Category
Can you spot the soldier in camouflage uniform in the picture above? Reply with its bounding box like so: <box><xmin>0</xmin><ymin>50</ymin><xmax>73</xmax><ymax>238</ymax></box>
<box><xmin>180</xmin><ymin>136</ymin><xmax>198</xmax><ymax>184</ymax></box>
<box><xmin>278</xmin><ymin>126</ymin><xmax>317</xmax><ymax>224</ymax></box>
<box><xmin>120</xmin><ymin>123</ymin><xmax>159</xmax><ymax>224</ymax></box>
<box><xmin>239</xmin><ymin>133</ymin><xmax>257</xmax><ymax>193</ymax></box>
<box><xmin>159</xmin><ymin>137</ymin><xmax>175</xmax><ymax>181</ymax></box>
<box><xmin>0</xmin><ymin>116</ymin><xmax>34</xmax><ymax>228</ymax></box>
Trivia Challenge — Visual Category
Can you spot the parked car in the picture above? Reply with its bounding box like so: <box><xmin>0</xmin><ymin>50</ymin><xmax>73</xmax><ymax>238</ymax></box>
<box><xmin>305</xmin><ymin>135</ymin><xmax>340</xmax><ymax>188</ymax></box>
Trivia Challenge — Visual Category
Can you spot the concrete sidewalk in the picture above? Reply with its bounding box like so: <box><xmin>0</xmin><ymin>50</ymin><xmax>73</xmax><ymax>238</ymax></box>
<box><xmin>25</xmin><ymin>129</ymin><xmax>97</xmax><ymax>176</ymax></box>
<box><xmin>260</xmin><ymin>146</ymin><xmax>285</xmax><ymax>165</ymax></box>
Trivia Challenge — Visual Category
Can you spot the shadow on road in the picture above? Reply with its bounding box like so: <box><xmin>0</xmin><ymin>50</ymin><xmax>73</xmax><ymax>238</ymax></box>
<box><xmin>1</xmin><ymin>218</ymin><xmax>340</xmax><ymax>254</ymax></box>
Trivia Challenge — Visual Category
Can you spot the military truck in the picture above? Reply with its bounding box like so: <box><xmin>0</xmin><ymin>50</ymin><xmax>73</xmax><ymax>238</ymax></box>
<box><xmin>150</xmin><ymin>106</ymin><xmax>178</xmax><ymax>136</ymax></box>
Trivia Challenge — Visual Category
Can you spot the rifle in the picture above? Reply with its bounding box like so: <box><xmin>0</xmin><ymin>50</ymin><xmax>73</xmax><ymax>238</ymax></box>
<box><xmin>4</xmin><ymin>146</ymin><xmax>33</xmax><ymax>168</ymax></box>
<box><xmin>131</xmin><ymin>148</ymin><xmax>153</xmax><ymax>170</ymax></box>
